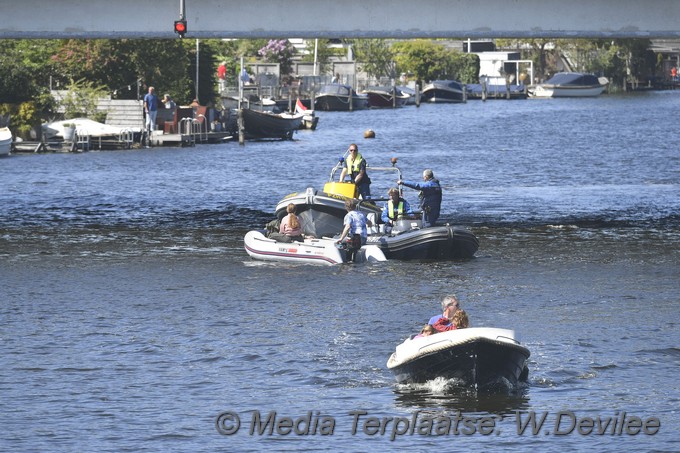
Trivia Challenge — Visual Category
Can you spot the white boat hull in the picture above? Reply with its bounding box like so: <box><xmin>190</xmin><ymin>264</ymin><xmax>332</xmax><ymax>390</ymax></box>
<box><xmin>244</xmin><ymin>230</ymin><xmax>386</xmax><ymax>265</ymax></box>
<box><xmin>0</xmin><ymin>127</ymin><xmax>11</xmax><ymax>156</ymax></box>
<box><xmin>530</xmin><ymin>84</ymin><xmax>606</xmax><ymax>97</ymax></box>
<box><xmin>387</xmin><ymin>327</ymin><xmax>530</xmax><ymax>388</ymax></box>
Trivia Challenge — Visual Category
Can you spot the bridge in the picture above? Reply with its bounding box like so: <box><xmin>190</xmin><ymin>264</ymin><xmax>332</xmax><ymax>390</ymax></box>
<box><xmin>2</xmin><ymin>0</ymin><xmax>679</xmax><ymax>39</ymax></box>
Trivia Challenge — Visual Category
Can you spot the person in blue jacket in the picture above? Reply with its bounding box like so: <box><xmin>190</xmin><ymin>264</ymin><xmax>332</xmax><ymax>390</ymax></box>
<box><xmin>381</xmin><ymin>187</ymin><xmax>414</xmax><ymax>229</ymax></box>
<box><xmin>397</xmin><ymin>168</ymin><xmax>442</xmax><ymax>227</ymax></box>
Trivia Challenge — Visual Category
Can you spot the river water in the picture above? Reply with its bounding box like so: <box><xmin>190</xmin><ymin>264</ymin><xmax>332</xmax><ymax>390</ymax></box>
<box><xmin>1</xmin><ymin>92</ymin><xmax>679</xmax><ymax>452</ymax></box>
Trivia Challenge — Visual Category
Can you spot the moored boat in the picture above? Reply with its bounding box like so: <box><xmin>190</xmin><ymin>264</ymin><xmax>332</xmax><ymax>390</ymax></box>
<box><xmin>243</xmin><ymin>230</ymin><xmax>386</xmax><ymax>265</ymax></box>
<box><xmin>314</xmin><ymin>84</ymin><xmax>369</xmax><ymax>111</ymax></box>
<box><xmin>387</xmin><ymin>327</ymin><xmax>530</xmax><ymax>389</ymax></box>
<box><xmin>529</xmin><ymin>72</ymin><xmax>608</xmax><ymax>98</ymax></box>
<box><xmin>363</xmin><ymin>86</ymin><xmax>411</xmax><ymax>108</ymax></box>
<box><xmin>421</xmin><ymin>80</ymin><xmax>466</xmax><ymax>103</ymax></box>
<box><xmin>0</xmin><ymin>127</ymin><xmax>12</xmax><ymax>156</ymax></box>
<box><xmin>240</xmin><ymin>108</ymin><xmax>304</xmax><ymax>139</ymax></box>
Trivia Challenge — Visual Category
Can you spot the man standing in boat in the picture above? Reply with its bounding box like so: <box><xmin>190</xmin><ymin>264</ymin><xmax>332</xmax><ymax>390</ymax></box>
<box><xmin>339</xmin><ymin>144</ymin><xmax>371</xmax><ymax>200</ymax></box>
<box><xmin>398</xmin><ymin>169</ymin><xmax>442</xmax><ymax>227</ymax></box>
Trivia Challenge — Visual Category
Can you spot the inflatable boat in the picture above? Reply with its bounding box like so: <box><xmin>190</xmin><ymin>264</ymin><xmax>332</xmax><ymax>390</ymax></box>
<box><xmin>243</xmin><ymin>230</ymin><xmax>386</xmax><ymax>265</ymax></box>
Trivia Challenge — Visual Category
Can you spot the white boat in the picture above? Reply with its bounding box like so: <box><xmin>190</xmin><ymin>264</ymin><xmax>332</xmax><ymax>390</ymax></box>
<box><xmin>41</xmin><ymin>118</ymin><xmax>138</xmax><ymax>140</ymax></box>
<box><xmin>0</xmin><ymin>127</ymin><xmax>12</xmax><ymax>156</ymax></box>
<box><xmin>294</xmin><ymin>98</ymin><xmax>319</xmax><ymax>130</ymax></box>
<box><xmin>387</xmin><ymin>327</ymin><xmax>530</xmax><ymax>390</ymax></box>
<box><xmin>529</xmin><ymin>72</ymin><xmax>608</xmax><ymax>97</ymax></box>
<box><xmin>243</xmin><ymin>230</ymin><xmax>386</xmax><ymax>265</ymax></box>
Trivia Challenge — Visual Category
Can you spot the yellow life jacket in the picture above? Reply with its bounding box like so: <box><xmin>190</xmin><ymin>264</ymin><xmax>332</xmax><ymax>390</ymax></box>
<box><xmin>388</xmin><ymin>199</ymin><xmax>405</xmax><ymax>220</ymax></box>
<box><xmin>346</xmin><ymin>153</ymin><xmax>365</xmax><ymax>180</ymax></box>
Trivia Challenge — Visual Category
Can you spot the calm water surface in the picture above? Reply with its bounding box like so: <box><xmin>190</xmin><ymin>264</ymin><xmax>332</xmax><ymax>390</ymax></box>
<box><xmin>1</xmin><ymin>92</ymin><xmax>679</xmax><ymax>452</ymax></box>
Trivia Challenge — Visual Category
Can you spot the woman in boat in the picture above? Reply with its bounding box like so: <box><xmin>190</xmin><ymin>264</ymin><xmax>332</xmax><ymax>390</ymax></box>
<box><xmin>381</xmin><ymin>187</ymin><xmax>415</xmax><ymax>231</ymax></box>
<box><xmin>269</xmin><ymin>203</ymin><xmax>304</xmax><ymax>243</ymax></box>
<box><xmin>398</xmin><ymin>169</ymin><xmax>442</xmax><ymax>227</ymax></box>
<box><xmin>432</xmin><ymin>309</ymin><xmax>470</xmax><ymax>332</ymax></box>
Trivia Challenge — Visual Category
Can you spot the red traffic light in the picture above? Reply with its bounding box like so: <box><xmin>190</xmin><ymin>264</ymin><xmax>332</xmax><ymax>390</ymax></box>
<box><xmin>174</xmin><ymin>20</ymin><xmax>187</xmax><ymax>37</ymax></box>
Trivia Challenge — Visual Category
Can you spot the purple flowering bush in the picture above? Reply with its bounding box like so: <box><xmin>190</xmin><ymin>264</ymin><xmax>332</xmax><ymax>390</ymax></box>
<box><xmin>258</xmin><ymin>39</ymin><xmax>296</xmax><ymax>75</ymax></box>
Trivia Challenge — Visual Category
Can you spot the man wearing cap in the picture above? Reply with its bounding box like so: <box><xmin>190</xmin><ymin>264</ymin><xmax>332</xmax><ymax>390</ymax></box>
<box><xmin>397</xmin><ymin>168</ymin><xmax>442</xmax><ymax>227</ymax></box>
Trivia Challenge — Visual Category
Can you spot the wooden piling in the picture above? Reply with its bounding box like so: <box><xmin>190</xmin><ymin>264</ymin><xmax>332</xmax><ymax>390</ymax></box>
<box><xmin>238</xmin><ymin>109</ymin><xmax>244</xmax><ymax>145</ymax></box>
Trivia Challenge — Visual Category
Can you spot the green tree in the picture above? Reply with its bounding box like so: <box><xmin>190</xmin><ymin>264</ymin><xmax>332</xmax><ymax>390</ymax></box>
<box><xmin>392</xmin><ymin>40</ymin><xmax>478</xmax><ymax>84</ymax></box>
<box><xmin>352</xmin><ymin>39</ymin><xmax>396</xmax><ymax>81</ymax></box>
<box><xmin>301</xmin><ymin>39</ymin><xmax>335</xmax><ymax>75</ymax></box>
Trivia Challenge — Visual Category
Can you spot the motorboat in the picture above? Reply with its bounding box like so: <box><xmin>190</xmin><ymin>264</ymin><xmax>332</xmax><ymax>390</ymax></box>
<box><xmin>41</xmin><ymin>118</ymin><xmax>138</xmax><ymax>141</ymax></box>
<box><xmin>0</xmin><ymin>127</ymin><xmax>12</xmax><ymax>156</ymax></box>
<box><xmin>275</xmin><ymin>156</ymin><xmax>479</xmax><ymax>260</ymax></box>
<box><xmin>243</xmin><ymin>230</ymin><xmax>386</xmax><ymax>265</ymax></box>
<box><xmin>275</xmin><ymin>185</ymin><xmax>382</xmax><ymax>238</ymax></box>
<box><xmin>387</xmin><ymin>327</ymin><xmax>530</xmax><ymax>389</ymax></box>
<box><xmin>240</xmin><ymin>108</ymin><xmax>304</xmax><ymax>140</ymax></box>
<box><xmin>529</xmin><ymin>72</ymin><xmax>608</xmax><ymax>97</ymax></box>
<box><xmin>362</xmin><ymin>86</ymin><xmax>411</xmax><ymax>108</ymax></box>
<box><xmin>314</xmin><ymin>84</ymin><xmax>369</xmax><ymax>111</ymax></box>
<box><xmin>396</xmin><ymin>85</ymin><xmax>418</xmax><ymax>105</ymax></box>
<box><xmin>421</xmin><ymin>80</ymin><xmax>466</xmax><ymax>103</ymax></box>
<box><xmin>294</xmin><ymin>98</ymin><xmax>319</xmax><ymax>130</ymax></box>
<box><xmin>366</xmin><ymin>218</ymin><xmax>479</xmax><ymax>260</ymax></box>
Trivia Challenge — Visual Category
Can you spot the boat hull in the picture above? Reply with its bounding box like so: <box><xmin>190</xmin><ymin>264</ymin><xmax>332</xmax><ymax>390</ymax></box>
<box><xmin>366</xmin><ymin>224</ymin><xmax>479</xmax><ymax>260</ymax></box>
<box><xmin>365</xmin><ymin>89</ymin><xmax>409</xmax><ymax>108</ymax></box>
<box><xmin>244</xmin><ymin>230</ymin><xmax>385</xmax><ymax>265</ymax></box>
<box><xmin>421</xmin><ymin>80</ymin><xmax>466</xmax><ymax>103</ymax></box>
<box><xmin>241</xmin><ymin>108</ymin><xmax>303</xmax><ymax>139</ymax></box>
<box><xmin>0</xmin><ymin>127</ymin><xmax>11</xmax><ymax>156</ymax></box>
<box><xmin>387</xmin><ymin>328</ymin><xmax>530</xmax><ymax>389</ymax></box>
<box><xmin>314</xmin><ymin>94</ymin><xmax>369</xmax><ymax>111</ymax></box>
<box><xmin>530</xmin><ymin>85</ymin><xmax>606</xmax><ymax>97</ymax></box>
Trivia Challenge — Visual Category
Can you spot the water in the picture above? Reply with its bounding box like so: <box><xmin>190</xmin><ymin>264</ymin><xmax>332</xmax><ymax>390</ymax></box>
<box><xmin>1</xmin><ymin>92</ymin><xmax>679</xmax><ymax>452</ymax></box>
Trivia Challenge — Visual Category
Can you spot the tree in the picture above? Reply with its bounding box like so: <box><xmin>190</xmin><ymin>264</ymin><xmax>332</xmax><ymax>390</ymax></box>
<box><xmin>258</xmin><ymin>39</ymin><xmax>296</xmax><ymax>76</ymax></box>
<box><xmin>352</xmin><ymin>39</ymin><xmax>396</xmax><ymax>81</ymax></box>
<box><xmin>301</xmin><ymin>39</ymin><xmax>335</xmax><ymax>75</ymax></box>
<box><xmin>392</xmin><ymin>40</ymin><xmax>478</xmax><ymax>84</ymax></box>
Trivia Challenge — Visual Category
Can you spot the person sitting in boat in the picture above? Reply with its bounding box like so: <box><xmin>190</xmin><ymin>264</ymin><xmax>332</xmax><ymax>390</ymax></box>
<box><xmin>428</xmin><ymin>295</ymin><xmax>459</xmax><ymax>326</ymax></box>
<box><xmin>268</xmin><ymin>203</ymin><xmax>304</xmax><ymax>243</ymax></box>
<box><xmin>381</xmin><ymin>187</ymin><xmax>415</xmax><ymax>232</ymax></box>
<box><xmin>339</xmin><ymin>144</ymin><xmax>371</xmax><ymax>200</ymax></box>
<box><xmin>336</xmin><ymin>198</ymin><xmax>372</xmax><ymax>262</ymax></box>
<box><xmin>432</xmin><ymin>309</ymin><xmax>469</xmax><ymax>333</ymax></box>
<box><xmin>398</xmin><ymin>169</ymin><xmax>442</xmax><ymax>227</ymax></box>
<box><xmin>414</xmin><ymin>324</ymin><xmax>436</xmax><ymax>339</ymax></box>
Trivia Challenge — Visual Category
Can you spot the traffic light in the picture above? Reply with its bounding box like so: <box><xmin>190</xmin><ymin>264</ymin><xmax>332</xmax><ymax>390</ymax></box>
<box><xmin>174</xmin><ymin>19</ymin><xmax>187</xmax><ymax>38</ymax></box>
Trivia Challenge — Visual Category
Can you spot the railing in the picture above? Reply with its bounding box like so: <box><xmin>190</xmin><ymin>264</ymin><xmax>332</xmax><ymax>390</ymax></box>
<box><xmin>179</xmin><ymin>118</ymin><xmax>195</xmax><ymax>146</ymax></box>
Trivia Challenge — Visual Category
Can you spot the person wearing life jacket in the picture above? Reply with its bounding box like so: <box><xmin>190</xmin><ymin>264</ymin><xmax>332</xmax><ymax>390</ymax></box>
<box><xmin>339</xmin><ymin>144</ymin><xmax>371</xmax><ymax>199</ymax></box>
<box><xmin>381</xmin><ymin>187</ymin><xmax>414</xmax><ymax>227</ymax></box>
<box><xmin>398</xmin><ymin>168</ymin><xmax>442</xmax><ymax>227</ymax></box>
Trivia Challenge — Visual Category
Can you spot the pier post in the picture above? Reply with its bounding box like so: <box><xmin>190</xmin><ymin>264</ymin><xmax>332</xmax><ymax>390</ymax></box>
<box><xmin>482</xmin><ymin>80</ymin><xmax>487</xmax><ymax>101</ymax></box>
<box><xmin>238</xmin><ymin>109</ymin><xmax>245</xmax><ymax>145</ymax></box>
<box><xmin>415</xmin><ymin>83</ymin><xmax>420</xmax><ymax>107</ymax></box>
